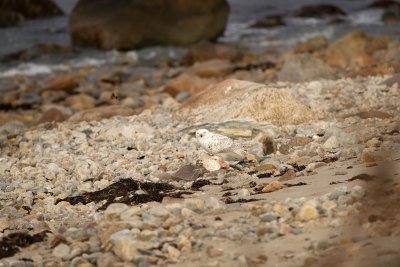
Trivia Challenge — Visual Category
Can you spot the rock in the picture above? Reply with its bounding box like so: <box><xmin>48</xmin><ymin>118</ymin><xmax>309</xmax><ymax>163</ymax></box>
<box><xmin>0</xmin><ymin>219</ymin><xmax>10</xmax><ymax>231</ymax></box>
<box><xmin>167</xmin><ymin>245</ymin><xmax>180</xmax><ymax>260</ymax></box>
<box><xmin>18</xmin><ymin>93</ymin><xmax>42</xmax><ymax>107</ymax></box>
<box><xmin>205</xmin><ymin>197</ymin><xmax>226</xmax><ymax>210</ymax></box>
<box><xmin>291</xmin><ymin>136</ymin><xmax>312</xmax><ymax>147</ymax></box>
<box><xmin>251</xmin><ymin>15</ymin><xmax>285</xmax><ymax>28</ymax></box>
<box><xmin>43</xmin><ymin>75</ymin><xmax>79</xmax><ymax>93</ymax></box>
<box><xmin>202</xmin><ymin>156</ymin><xmax>229</xmax><ymax>172</ymax></box>
<box><xmin>353</xmin><ymin>110</ymin><xmax>392</xmax><ymax>119</ymax></box>
<box><xmin>104</xmin><ymin>203</ymin><xmax>130</xmax><ymax>216</ymax></box>
<box><xmin>110</xmin><ymin>230</ymin><xmax>150</xmax><ymax>262</ymax></box>
<box><xmin>237</xmin><ymin>189</ymin><xmax>251</xmax><ymax>197</ymax></box>
<box><xmin>297</xmin><ymin>201</ymin><xmax>319</xmax><ymax>221</ymax></box>
<box><xmin>294</xmin><ymin>35</ymin><xmax>328</xmax><ymax>54</ymax></box>
<box><xmin>97</xmin><ymin>252</ymin><xmax>119</xmax><ymax>267</ymax></box>
<box><xmin>255</xmin><ymin>163</ymin><xmax>278</xmax><ymax>172</ymax></box>
<box><xmin>325</xmin><ymin>31</ymin><xmax>381</xmax><ymax>68</ymax></box>
<box><xmin>305</xmin><ymin>162</ymin><xmax>327</xmax><ymax>172</ymax></box>
<box><xmin>36</xmin><ymin>108</ymin><xmax>66</xmax><ymax>125</ymax></box>
<box><xmin>188</xmin><ymin>59</ymin><xmax>233</xmax><ymax>78</ymax></box>
<box><xmin>279</xmin><ymin>54</ymin><xmax>335</xmax><ymax>82</ymax></box>
<box><xmin>381</xmin><ymin>73</ymin><xmax>400</xmax><ymax>87</ymax></box>
<box><xmin>207</xmin><ymin>246</ymin><xmax>224</xmax><ymax>257</ymax></box>
<box><xmin>0</xmin><ymin>112</ymin><xmax>25</xmax><ymax>126</ymax></box>
<box><xmin>164</xmin><ymin>73</ymin><xmax>214</xmax><ymax>97</ymax></box>
<box><xmin>323</xmin><ymin>136</ymin><xmax>339</xmax><ymax>149</ymax></box>
<box><xmin>360</xmin><ymin>148</ymin><xmax>378</xmax><ymax>163</ymax></box>
<box><xmin>182</xmin><ymin>42</ymin><xmax>239</xmax><ymax>65</ymax></box>
<box><xmin>0</xmin><ymin>121</ymin><xmax>27</xmax><ymax>138</ymax></box>
<box><xmin>173</xmin><ymin>164</ymin><xmax>206</xmax><ymax>181</ymax></box>
<box><xmin>64</xmin><ymin>94</ymin><xmax>96</xmax><ymax>110</ymax></box>
<box><xmin>176</xmin><ymin>79</ymin><xmax>315</xmax><ymax>124</ymax></box>
<box><xmin>322</xmin><ymin>201</ymin><xmax>337</xmax><ymax>210</ymax></box>
<box><xmin>260</xmin><ymin>213</ymin><xmax>278</xmax><ymax>222</ymax></box>
<box><xmin>68</xmin><ymin>105</ymin><xmax>137</xmax><ymax>123</ymax></box>
<box><xmin>53</xmin><ymin>243</ymin><xmax>71</xmax><ymax>260</ymax></box>
<box><xmin>70</xmin><ymin>0</ymin><xmax>230</xmax><ymax>50</ymax></box>
<box><xmin>294</xmin><ymin>4</ymin><xmax>346</xmax><ymax>18</ymax></box>
<box><xmin>0</xmin><ymin>0</ymin><xmax>63</xmax><ymax>27</ymax></box>
<box><xmin>262</xmin><ymin>181</ymin><xmax>286</xmax><ymax>193</ymax></box>
<box><xmin>278</xmin><ymin>169</ymin><xmax>296</xmax><ymax>181</ymax></box>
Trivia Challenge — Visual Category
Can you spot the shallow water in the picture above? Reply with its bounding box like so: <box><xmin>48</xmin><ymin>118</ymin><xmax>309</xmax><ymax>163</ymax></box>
<box><xmin>0</xmin><ymin>0</ymin><xmax>399</xmax><ymax>77</ymax></box>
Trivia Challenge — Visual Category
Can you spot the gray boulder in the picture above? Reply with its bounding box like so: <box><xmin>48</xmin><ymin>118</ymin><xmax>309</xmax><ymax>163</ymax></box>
<box><xmin>70</xmin><ymin>0</ymin><xmax>230</xmax><ymax>50</ymax></box>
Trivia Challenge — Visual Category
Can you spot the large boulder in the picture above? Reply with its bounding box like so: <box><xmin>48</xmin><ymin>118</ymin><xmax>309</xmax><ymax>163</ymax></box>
<box><xmin>175</xmin><ymin>79</ymin><xmax>315</xmax><ymax>125</ymax></box>
<box><xmin>70</xmin><ymin>0</ymin><xmax>230</xmax><ymax>50</ymax></box>
<box><xmin>0</xmin><ymin>0</ymin><xmax>63</xmax><ymax>27</ymax></box>
<box><xmin>325</xmin><ymin>31</ymin><xmax>387</xmax><ymax>68</ymax></box>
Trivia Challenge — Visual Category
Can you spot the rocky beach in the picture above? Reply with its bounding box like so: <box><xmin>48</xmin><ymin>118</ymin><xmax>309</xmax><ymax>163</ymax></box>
<box><xmin>1</xmin><ymin>0</ymin><xmax>400</xmax><ymax>266</ymax></box>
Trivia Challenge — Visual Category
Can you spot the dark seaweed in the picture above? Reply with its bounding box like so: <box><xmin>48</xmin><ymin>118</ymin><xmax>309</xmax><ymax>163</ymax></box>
<box><xmin>56</xmin><ymin>178</ymin><xmax>189</xmax><ymax>210</ymax></box>
<box><xmin>0</xmin><ymin>232</ymin><xmax>47</xmax><ymax>259</ymax></box>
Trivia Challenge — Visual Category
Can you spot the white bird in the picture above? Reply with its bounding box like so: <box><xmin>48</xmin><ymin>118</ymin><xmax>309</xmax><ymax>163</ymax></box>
<box><xmin>196</xmin><ymin>128</ymin><xmax>246</xmax><ymax>155</ymax></box>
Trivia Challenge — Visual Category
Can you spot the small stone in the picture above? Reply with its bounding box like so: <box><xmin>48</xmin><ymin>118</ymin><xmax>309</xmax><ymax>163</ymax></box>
<box><xmin>110</xmin><ymin>230</ymin><xmax>147</xmax><ymax>262</ymax></box>
<box><xmin>334</xmin><ymin>171</ymin><xmax>347</xmax><ymax>176</ymax></box>
<box><xmin>44</xmin><ymin>74</ymin><xmax>79</xmax><ymax>93</ymax></box>
<box><xmin>360</xmin><ymin>148</ymin><xmax>377</xmax><ymax>163</ymax></box>
<box><xmin>36</xmin><ymin>108</ymin><xmax>66</xmax><ymax>125</ymax></box>
<box><xmin>291</xmin><ymin>136</ymin><xmax>312</xmax><ymax>147</ymax></box>
<box><xmin>104</xmin><ymin>203</ymin><xmax>129</xmax><ymax>216</ymax></box>
<box><xmin>291</xmin><ymin>228</ymin><xmax>302</xmax><ymax>235</ymax></box>
<box><xmin>202</xmin><ymin>156</ymin><xmax>228</xmax><ymax>172</ymax></box>
<box><xmin>262</xmin><ymin>181</ymin><xmax>286</xmax><ymax>193</ymax></box>
<box><xmin>237</xmin><ymin>188</ymin><xmax>251</xmax><ymax>197</ymax></box>
<box><xmin>278</xmin><ymin>169</ymin><xmax>296</xmax><ymax>181</ymax></box>
<box><xmin>323</xmin><ymin>136</ymin><xmax>339</xmax><ymax>149</ymax></box>
<box><xmin>53</xmin><ymin>243</ymin><xmax>71</xmax><ymax>260</ymax></box>
<box><xmin>278</xmin><ymin>223</ymin><xmax>291</xmax><ymax>236</ymax></box>
<box><xmin>207</xmin><ymin>246</ymin><xmax>224</xmax><ymax>257</ymax></box>
<box><xmin>167</xmin><ymin>245</ymin><xmax>180</xmax><ymax>260</ymax></box>
<box><xmin>260</xmin><ymin>213</ymin><xmax>278</xmax><ymax>222</ymax></box>
<box><xmin>297</xmin><ymin>201</ymin><xmax>319</xmax><ymax>221</ymax></box>
<box><xmin>255</xmin><ymin>163</ymin><xmax>278</xmax><ymax>172</ymax></box>
<box><xmin>178</xmin><ymin>236</ymin><xmax>192</xmax><ymax>252</ymax></box>
<box><xmin>173</xmin><ymin>164</ymin><xmax>206</xmax><ymax>181</ymax></box>
<box><xmin>305</xmin><ymin>162</ymin><xmax>327</xmax><ymax>172</ymax></box>
<box><xmin>366</xmin><ymin>137</ymin><xmax>382</xmax><ymax>148</ymax></box>
<box><xmin>181</xmin><ymin>207</ymin><xmax>196</xmax><ymax>217</ymax></box>
<box><xmin>0</xmin><ymin>219</ymin><xmax>10</xmax><ymax>231</ymax></box>
<box><xmin>205</xmin><ymin>197</ymin><xmax>226</xmax><ymax>210</ymax></box>
<box><xmin>351</xmin><ymin>185</ymin><xmax>365</xmax><ymax>198</ymax></box>
<box><xmin>64</xmin><ymin>93</ymin><xmax>96</xmax><ymax>110</ymax></box>
<box><xmin>322</xmin><ymin>201</ymin><xmax>337</xmax><ymax>210</ymax></box>
<box><xmin>329</xmin><ymin>186</ymin><xmax>349</xmax><ymax>200</ymax></box>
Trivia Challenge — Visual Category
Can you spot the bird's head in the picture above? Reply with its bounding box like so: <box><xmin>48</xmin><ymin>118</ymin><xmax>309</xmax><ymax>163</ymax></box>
<box><xmin>195</xmin><ymin>129</ymin><xmax>209</xmax><ymax>139</ymax></box>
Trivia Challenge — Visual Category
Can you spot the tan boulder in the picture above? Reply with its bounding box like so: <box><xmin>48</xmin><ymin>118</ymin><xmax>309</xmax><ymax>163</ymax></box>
<box><xmin>325</xmin><ymin>31</ymin><xmax>387</xmax><ymax>68</ymax></box>
<box><xmin>175</xmin><ymin>79</ymin><xmax>315</xmax><ymax>125</ymax></box>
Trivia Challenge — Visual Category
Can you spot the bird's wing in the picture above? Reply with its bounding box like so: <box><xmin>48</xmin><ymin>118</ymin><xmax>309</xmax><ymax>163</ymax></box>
<box><xmin>211</xmin><ymin>133</ymin><xmax>234</xmax><ymax>145</ymax></box>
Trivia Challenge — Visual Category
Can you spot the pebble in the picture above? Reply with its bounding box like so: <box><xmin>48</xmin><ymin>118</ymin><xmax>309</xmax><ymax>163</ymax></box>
<box><xmin>53</xmin><ymin>243</ymin><xmax>71</xmax><ymax>260</ymax></box>
<box><xmin>323</xmin><ymin>136</ymin><xmax>339</xmax><ymax>149</ymax></box>
<box><xmin>260</xmin><ymin>213</ymin><xmax>278</xmax><ymax>222</ymax></box>
<box><xmin>297</xmin><ymin>201</ymin><xmax>319</xmax><ymax>221</ymax></box>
